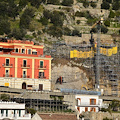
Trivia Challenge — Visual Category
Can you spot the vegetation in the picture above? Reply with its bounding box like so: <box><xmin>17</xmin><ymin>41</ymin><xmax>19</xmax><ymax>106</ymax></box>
<box><xmin>101</xmin><ymin>1</ymin><xmax>110</xmax><ymax>9</ymax></box>
<box><xmin>61</xmin><ymin>0</ymin><xmax>73</xmax><ymax>6</ymax></box>
<box><xmin>0</xmin><ymin>94</ymin><xmax>10</xmax><ymax>101</ymax></box>
<box><xmin>27</xmin><ymin>108</ymin><xmax>36</xmax><ymax>115</ymax></box>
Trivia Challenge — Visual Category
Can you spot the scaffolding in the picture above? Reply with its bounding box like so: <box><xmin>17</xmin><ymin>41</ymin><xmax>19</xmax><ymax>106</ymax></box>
<box><xmin>47</xmin><ymin>39</ymin><xmax>120</xmax><ymax>96</ymax></box>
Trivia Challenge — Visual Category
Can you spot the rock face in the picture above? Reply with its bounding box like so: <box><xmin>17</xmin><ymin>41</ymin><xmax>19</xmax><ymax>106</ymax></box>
<box><xmin>51</xmin><ymin>62</ymin><xmax>89</xmax><ymax>90</ymax></box>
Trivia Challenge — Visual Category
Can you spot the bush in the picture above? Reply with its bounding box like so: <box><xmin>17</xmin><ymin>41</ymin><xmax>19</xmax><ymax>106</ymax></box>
<box><xmin>101</xmin><ymin>1</ymin><xmax>110</xmax><ymax>9</ymax></box>
<box><xmin>108</xmin><ymin>10</ymin><xmax>115</xmax><ymax>18</ymax></box>
<box><xmin>76</xmin><ymin>20</ymin><xmax>80</xmax><ymax>24</ymax></box>
<box><xmin>104</xmin><ymin>20</ymin><xmax>110</xmax><ymax>27</ymax></box>
<box><xmin>47</xmin><ymin>26</ymin><xmax>63</xmax><ymax>37</ymax></box>
<box><xmin>90</xmin><ymin>2</ymin><xmax>97</xmax><ymax>8</ymax></box>
<box><xmin>75</xmin><ymin>11</ymin><xmax>85</xmax><ymax>17</ymax></box>
<box><xmin>40</xmin><ymin>17</ymin><xmax>48</xmax><ymax>25</ymax></box>
<box><xmin>83</xmin><ymin>1</ymin><xmax>89</xmax><ymax>8</ymax></box>
<box><xmin>0</xmin><ymin>94</ymin><xmax>10</xmax><ymax>101</ymax></box>
<box><xmin>112</xmin><ymin>2</ymin><xmax>120</xmax><ymax>10</ymax></box>
<box><xmin>101</xmin><ymin>25</ymin><xmax>108</xmax><ymax>34</ymax></box>
<box><xmin>61</xmin><ymin>0</ymin><xmax>73</xmax><ymax>6</ymax></box>
<box><xmin>47</xmin><ymin>0</ymin><xmax>60</xmax><ymax>5</ymax></box>
<box><xmin>9</xmin><ymin>28</ymin><xmax>26</xmax><ymax>40</ymax></box>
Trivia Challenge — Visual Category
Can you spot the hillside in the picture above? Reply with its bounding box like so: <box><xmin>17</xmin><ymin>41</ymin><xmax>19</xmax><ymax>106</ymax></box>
<box><xmin>0</xmin><ymin>0</ymin><xmax>120</xmax><ymax>90</ymax></box>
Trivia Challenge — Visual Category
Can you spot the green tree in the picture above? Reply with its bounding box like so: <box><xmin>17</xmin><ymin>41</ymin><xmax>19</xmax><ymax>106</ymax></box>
<box><xmin>90</xmin><ymin>2</ymin><xmax>97</xmax><ymax>8</ymax></box>
<box><xmin>112</xmin><ymin>2</ymin><xmax>120</xmax><ymax>10</ymax></box>
<box><xmin>104</xmin><ymin>20</ymin><xmax>110</xmax><ymax>27</ymax></box>
<box><xmin>40</xmin><ymin>17</ymin><xmax>48</xmax><ymax>25</ymax></box>
<box><xmin>50</xmin><ymin>11</ymin><xmax>64</xmax><ymax>26</ymax></box>
<box><xmin>61</xmin><ymin>0</ymin><xmax>73</xmax><ymax>6</ymax></box>
<box><xmin>27</xmin><ymin>108</ymin><xmax>36</xmax><ymax>115</ymax></box>
<box><xmin>101</xmin><ymin>1</ymin><xmax>110</xmax><ymax>9</ymax></box>
<box><xmin>0</xmin><ymin>17</ymin><xmax>11</xmax><ymax>35</ymax></box>
<box><xmin>47</xmin><ymin>26</ymin><xmax>63</xmax><ymax>37</ymax></box>
<box><xmin>101</xmin><ymin>25</ymin><xmax>108</xmax><ymax>34</ymax></box>
<box><xmin>109</xmin><ymin>99</ymin><xmax>120</xmax><ymax>111</ymax></box>
<box><xmin>30</xmin><ymin>0</ymin><xmax>42</xmax><ymax>8</ymax></box>
<box><xmin>20</xmin><ymin>7</ymin><xmax>35</xmax><ymax>29</ymax></box>
<box><xmin>9</xmin><ymin>28</ymin><xmax>26</xmax><ymax>40</ymax></box>
<box><xmin>0</xmin><ymin>2</ymin><xmax>8</xmax><ymax>17</ymax></box>
<box><xmin>83</xmin><ymin>1</ymin><xmax>89</xmax><ymax>8</ymax></box>
<box><xmin>43</xmin><ymin>9</ymin><xmax>52</xmax><ymax>20</ymax></box>
<box><xmin>108</xmin><ymin>10</ymin><xmax>115</xmax><ymax>18</ymax></box>
<box><xmin>47</xmin><ymin>0</ymin><xmax>60</xmax><ymax>5</ymax></box>
<box><xmin>7</xmin><ymin>0</ymin><xmax>19</xmax><ymax>19</ymax></box>
<box><xmin>19</xmin><ymin>0</ymin><xmax>28</xmax><ymax>9</ymax></box>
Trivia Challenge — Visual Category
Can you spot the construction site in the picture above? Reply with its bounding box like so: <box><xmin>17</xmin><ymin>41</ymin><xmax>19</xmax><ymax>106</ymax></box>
<box><xmin>48</xmin><ymin>20</ymin><xmax>120</xmax><ymax>97</ymax></box>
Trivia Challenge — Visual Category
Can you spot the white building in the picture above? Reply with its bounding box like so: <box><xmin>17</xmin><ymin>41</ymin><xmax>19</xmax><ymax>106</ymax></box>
<box><xmin>75</xmin><ymin>94</ymin><xmax>103</xmax><ymax>114</ymax></box>
<box><xmin>0</xmin><ymin>101</ymin><xmax>31</xmax><ymax>120</ymax></box>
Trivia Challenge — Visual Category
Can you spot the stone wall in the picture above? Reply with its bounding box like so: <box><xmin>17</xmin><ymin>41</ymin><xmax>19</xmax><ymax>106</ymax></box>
<box><xmin>83</xmin><ymin>111</ymin><xmax>120</xmax><ymax>120</ymax></box>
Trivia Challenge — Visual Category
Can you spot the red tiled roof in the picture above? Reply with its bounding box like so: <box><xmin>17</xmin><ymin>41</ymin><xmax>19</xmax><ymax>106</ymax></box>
<box><xmin>38</xmin><ymin>113</ymin><xmax>77</xmax><ymax>120</ymax></box>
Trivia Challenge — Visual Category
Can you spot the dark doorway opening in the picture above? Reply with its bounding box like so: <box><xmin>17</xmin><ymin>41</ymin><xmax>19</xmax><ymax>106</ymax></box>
<box><xmin>22</xmin><ymin>82</ymin><xmax>26</xmax><ymax>89</ymax></box>
<box><xmin>39</xmin><ymin>84</ymin><xmax>43</xmax><ymax>91</ymax></box>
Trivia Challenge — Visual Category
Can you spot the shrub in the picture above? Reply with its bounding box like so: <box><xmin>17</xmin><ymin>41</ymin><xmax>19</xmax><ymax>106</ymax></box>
<box><xmin>104</xmin><ymin>20</ymin><xmax>110</xmax><ymax>27</ymax></box>
<box><xmin>76</xmin><ymin>20</ymin><xmax>80</xmax><ymax>24</ymax></box>
<box><xmin>90</xmin><ymin>2</ymin><xmax>97</xmax><ymax>8</ymax></box>
<box><xmin>61</xmin><ymin>0</ymin><xmax>73</xmax><ymax>6</ymax></box>
<box><xmin>83</xmin><ymin>1</ymin><xmax>89</xmax><ymax>8</ymax></box>
<box><xmin>101</xmin><ymin>1</ymin><xmax>110</xmax><ymax>9</ymax></box>
<box><xmin>75</xmin><ymin>11</ymin><xmax>85</xmax><ymax>17</ymax></box>
<box><xmin>109</xmin><ymin>10</ymin><xmax>115</xmax><ymax>18</ymax></box>
<box><xmin>112</xmin><ymin>2</ymin><xmax>120</xmax><ymax>10</ymax></box>
<box><xmin>101</xmin><ymin>25</ymin><xmax>108</xmax><ymax>34</ymax></box>
<box><xmin>40</xmin><ymin>17</ymin><xmax>48</xmax><ymax>25</ymax></box>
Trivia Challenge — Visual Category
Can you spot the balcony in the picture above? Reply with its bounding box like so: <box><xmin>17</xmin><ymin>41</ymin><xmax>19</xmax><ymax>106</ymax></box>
<box><xmin>3</xmin><ymin>74</ymin><xmax>12</xmax><ymax>77</ymax></box>
<box><xmin>3</xmin><ymin>63</ymin><xmax>13</xmax><ymax>68</ymax></box>
<box><xmin>38</xmin><ymin>65</ymin><xmax>46</xmax><ymax>70</ymax></box>
<box><xmin>21</xmin><ymin>64</ymin><xmax>30</xmax><ymax>69</ymax></box>
<box><xmin>21</xmin><ymin>75</ymin><xmax>30</xmax><ymax>78</ymax></box>
<box><xmin>38</xmin><ymin>76</ymin><xmax>46</xmax><ymax>79</ymax></box>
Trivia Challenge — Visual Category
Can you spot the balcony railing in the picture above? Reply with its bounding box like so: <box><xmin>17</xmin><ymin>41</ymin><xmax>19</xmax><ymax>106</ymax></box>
<box><xmin>21</xmin><ymin>75</ymin><xmax>30</xmax><ymax>78</ymax></box>
<box><xmin>21</xmin><ymin>64</ymin><xmax>30</xmax><ymax>68</ymax></box>
<box><xmin>3</xmin><ymin>74</ymin><xmax>12</xmax><ymax>77</ymax></box>
<box><xmin>38</xmin><ymin>76</ymin><xmax>46</xmax><ymax>79</ymax></box>
<box><xmin>38</xmin><ymin>66</ymin><xmax>46</xmax><ymax>69</ymax></box>
<box><xmin>3</xmin><ymin>63</ymin><xmax>13</xmax><ymax>68</ymax></box>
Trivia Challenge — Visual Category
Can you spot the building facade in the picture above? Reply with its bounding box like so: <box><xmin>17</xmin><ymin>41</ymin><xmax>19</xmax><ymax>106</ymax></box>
<box><xmin>0</xmin><ymin>101</ymin><xmax>31</xmax><ymax>120</ymax></box>
<box><xmin>75</xmin><ymin>94</ymin><xmax>102</xmax><ymax>114</ymax></box>
<box><xmin>0</xmin><ymin>39</ymin><xmax>52</xmax><ymax>90</ymax></box>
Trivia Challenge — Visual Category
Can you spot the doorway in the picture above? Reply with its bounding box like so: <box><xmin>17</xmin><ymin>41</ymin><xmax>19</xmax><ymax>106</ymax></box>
<box><xmin>22</xmin><ymin>82</ymin><xmax>26</xmax><ymax>89</ymax></box>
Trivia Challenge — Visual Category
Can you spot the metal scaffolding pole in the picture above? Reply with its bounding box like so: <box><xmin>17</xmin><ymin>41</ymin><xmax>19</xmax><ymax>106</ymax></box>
<box><xmin>95</xmin><ymin>23</ymin><xmax>101</xmax><ymax>89</ymax></box>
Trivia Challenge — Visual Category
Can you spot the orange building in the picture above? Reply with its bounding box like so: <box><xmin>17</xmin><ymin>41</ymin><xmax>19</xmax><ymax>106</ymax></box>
<box><xmin>0</xmin><ymin>39</ymin><xmax>52</xmax><ymax>90</ymax></box>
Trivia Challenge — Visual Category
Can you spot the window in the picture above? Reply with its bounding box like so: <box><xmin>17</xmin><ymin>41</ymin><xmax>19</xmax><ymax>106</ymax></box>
<box><xmin>14</xmin><ymin>110</ymin><xmax>16</xmax><ymax>117</ymax></box>
<box><xmin>23</xmin><ymin>71</ymin><xmax>26</xmax><ymax>78</ymax></box>
<box><xmin>19</xmin><ymin>110</ymin><xmax>21</xmax><ymax>117</ymax></box>
<box><xmin>32</xmin><ymin>51</ymin><xmax>37</xmax><ymax>55</ymax></box>
<box><xmin>15</xmin><ymin>48</ymin><xmax>18</xmax><ymax>53</ymax></box>
<box><xmin>40</xmin><ymin>61</ymin><xmax>43</xmax><ymax>68</ymax></box>
<box><xmin>90</xmin><ymin>99</ymin><xmax>96</xmax><ymax>105</ymax></box>
<box><xmin>22</xmin><ymin>49</ymin><xmax>25</xmax><ymax>53</ymax></box>
<box><xmin>1</xmin><ymin>110</ymin><xmax>4</xmax><ymax>116</ymax></box>
<box><xmin>6</xmin><ymin>70</ymin><xmax>9</xmax><ymax>77</ymax></box>
<box><xmin>23</xmin><ymin>60</ymin><xmax>27</xmax><ymax>67</ymax></box>
<box><xmin>28</xmin><ymin>49</ymin><xmax>31</xmax><ymax>54</ymax></box>
<box><xmin>6</xmin><ymin>110</ymin><xmax>8</xmax><ymax>117</ymax></box>
<box><xmin>39</xmin><ymin>72</ymin><xmax>44</xmax><ymax>78</ymax></box>
<box><xmin>6</xmin><ymin>59</ymin><xmax>9</xmax><ymax>66</ymax></box>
